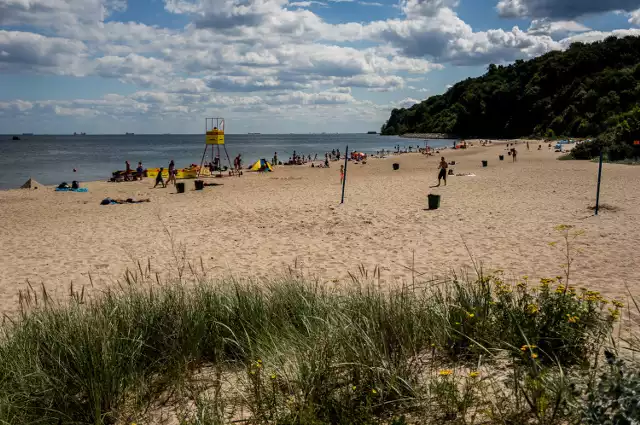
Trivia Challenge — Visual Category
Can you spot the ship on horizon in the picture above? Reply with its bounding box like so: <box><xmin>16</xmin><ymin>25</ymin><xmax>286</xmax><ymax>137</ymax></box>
<box><xmin>125</xmin><ymin>132</ymin><xmax>134</xmax><ymax>135</ymax></box>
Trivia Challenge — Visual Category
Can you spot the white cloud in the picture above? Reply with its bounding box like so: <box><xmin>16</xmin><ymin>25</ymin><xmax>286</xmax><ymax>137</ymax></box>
<box><xmin>395</xmin><ymin>97</ymin><xmax>420</xmax><ymax>108</ymax></box>
<box><xmin>496</xmin><ymin>0</ymin><xmax>640</xmax><ymax>19</ymax></box>
<box><xmin>0</xmin><ymin>0</ymin><xmax>127</xmax><ymax>30</ymax></box>
<box><xmin>527</xmin><ymin>19</ymin><xmax>590</xmax><ymax>36</ymax></box>
<box><xmin>629</xmin><ymin>8</ymin><xmax>640</xmax><ymax>25</ymax></box>
<box><xmin>0</xmin><ymin>31</ymin><xmax>88</xmax><ymax>75</ymax></box>
<box><xmin>559</xmin><ymin>28</ymin><xmax>640</xmax><ymax>46</ymax></box>
<box><xmin>1</xmin><ymin>0</ymin><xmax>639</xmax><ymax>133</ymax></box>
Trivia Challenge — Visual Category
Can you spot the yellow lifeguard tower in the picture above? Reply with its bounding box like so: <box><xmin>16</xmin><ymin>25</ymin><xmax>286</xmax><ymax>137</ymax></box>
<box><xmin>198</xmin><ymin>117</ymin><xmax>236</xmax><ymax>177</ymax></box>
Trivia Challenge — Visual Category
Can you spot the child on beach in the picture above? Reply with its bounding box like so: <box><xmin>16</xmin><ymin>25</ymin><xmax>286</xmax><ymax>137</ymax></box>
<box><xmin>154</xmin><ymin>167</ymin><xmax>166</xmax><ymax>188</ymax></box>
<box><xmin>340</xmin><ymin>165</ymin><xmax>344</xmax><ymax>184</ymax></box>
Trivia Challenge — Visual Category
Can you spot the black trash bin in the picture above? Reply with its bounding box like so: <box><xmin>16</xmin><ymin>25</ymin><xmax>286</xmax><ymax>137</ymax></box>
<box><xmin>393</xmin><ymin>163</ymin><xmax>400</xmax><ymax>170</ymax></box>
<box><xmin>194</xmin><ymin>180</ymin><xmax>204</xmax><ymax>190</ymax></box>
<box><xmin>499</xmin><ymin>155</ymin><xmax>504</xmax><ymax>161</ymax></box>
<box><xmin>428</xmin><ymin>194</ymin><xmax>441</xmax><ymax>210</ymax></box>
<box><xmin>482</xmin><ymin>160</ymin><xmax>488</xmax><ymax>167</ymax></box>
<box><xmin>176</xmin><ymin>182</ymin><xmax>185</xmax><ymax>193</ymax></box>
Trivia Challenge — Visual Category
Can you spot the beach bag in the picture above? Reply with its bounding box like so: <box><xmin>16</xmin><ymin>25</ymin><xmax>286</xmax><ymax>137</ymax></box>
<box><xmin>72</xmin><ymin>181</ymin><xmax>79</xmax><ymax>189</ymax></box>
<box><xmin>58</xmin><ymin>182</ymin><xmax>69</xmax><ymax>189</ymax></box>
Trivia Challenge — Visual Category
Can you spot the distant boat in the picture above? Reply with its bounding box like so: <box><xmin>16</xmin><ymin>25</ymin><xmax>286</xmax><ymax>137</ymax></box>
<box><xmin>12</xmin><ymin>136</ymin><xmax>20</xmax><ymax>140</ymax></box>
<box><xmin>22</xmin><ymin>133</ymin><xmax>33</xmax><ymax>136</ymax></box>
<box><xmin>248</xmin><ymin>132</ymin><xmax>261</xmax><ymax>135</ymax></box>
<box><xmin>125</xmin><ymin>132</ymin><xmax>134</xmax><ymax>135</ymax></box>
<box><xmin>367</xmin><ymin>131</ymin><xmax>377</xmax><ymax>134</ymax></box>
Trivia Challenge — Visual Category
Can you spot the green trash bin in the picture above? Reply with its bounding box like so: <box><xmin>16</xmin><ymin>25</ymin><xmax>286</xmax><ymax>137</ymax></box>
<box><xmin>428</xmin><ymin>194</ymin><xmax>441</xmax><ymax>210</ymax></box>
<box><xmin>176</xmin><ymin>182</ymin><xmax>185</xmax><ymax>193</ymax></box>
<box><xmin>482</xmin><ymin>160</ymin><xmax>488</xmax><ymax>167</ymax></box>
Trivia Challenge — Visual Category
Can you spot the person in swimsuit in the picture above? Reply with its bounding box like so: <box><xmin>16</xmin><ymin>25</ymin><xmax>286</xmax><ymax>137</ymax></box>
<box><xmin>167</xmin><ymin>160</ymin><xmax>176</xmax><ymax>186</ymax></box>
<box><xmin>437</xmin><ymin>157</ymin><xmax>448</xmax><ymax>186</ymax></box>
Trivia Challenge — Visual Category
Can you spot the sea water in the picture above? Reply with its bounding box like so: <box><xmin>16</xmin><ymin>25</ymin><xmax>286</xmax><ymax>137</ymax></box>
<box><xmin>0</xmin><ymin>134</ymin><xmax>455</xmax><ymax>189</ymax></box>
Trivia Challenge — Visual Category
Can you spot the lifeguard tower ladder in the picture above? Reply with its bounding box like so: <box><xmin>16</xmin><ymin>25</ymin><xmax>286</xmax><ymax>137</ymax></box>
<box><xmin>197</xmin><ymin>117</ymin><xmax>236</xmax><ymax>178</ymax></box>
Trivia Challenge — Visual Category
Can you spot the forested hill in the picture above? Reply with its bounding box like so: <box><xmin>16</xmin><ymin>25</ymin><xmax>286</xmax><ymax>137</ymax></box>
<box><xmin>381</xmin><ymin>36</ymin><xmax>640</xmax><ymax>140</ymax></box>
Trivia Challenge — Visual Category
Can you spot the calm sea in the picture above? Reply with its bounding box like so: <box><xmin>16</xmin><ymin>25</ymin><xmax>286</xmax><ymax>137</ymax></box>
<box><xmin>0</xmin><ymin>134</ymin><xmax>455</xmax><ymax>189</ymax></box>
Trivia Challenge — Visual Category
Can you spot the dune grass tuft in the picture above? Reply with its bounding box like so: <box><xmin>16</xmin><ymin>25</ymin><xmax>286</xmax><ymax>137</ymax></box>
<box><xmin>0</xmin><ymin>265</ymin><xmax>636</xmax><ymax>424</ymax></box>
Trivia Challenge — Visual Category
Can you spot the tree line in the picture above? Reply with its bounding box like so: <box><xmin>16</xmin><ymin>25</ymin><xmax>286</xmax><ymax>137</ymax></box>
<box><xmin>381</xmin><ymin>36</ymin><xmax>640</xmax><ymax>160</ymax></box>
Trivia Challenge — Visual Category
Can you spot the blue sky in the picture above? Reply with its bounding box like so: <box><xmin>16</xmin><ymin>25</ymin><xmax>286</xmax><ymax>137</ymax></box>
<box><xmin>1</xmin><ymin>0</ymin><xmax>640</xmax><ymax>134</ymax></box>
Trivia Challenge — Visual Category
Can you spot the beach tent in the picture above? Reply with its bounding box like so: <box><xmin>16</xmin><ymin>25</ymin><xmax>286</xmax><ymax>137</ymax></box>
<box><xmin>20</xmin><ymin>177</ymin><xmax>41</xmax><ymax>190</ymax></box>
<box><xmin>250</xmin><ymin>159</ymin><xmax>273</xmax><ymax>172</ymax></box>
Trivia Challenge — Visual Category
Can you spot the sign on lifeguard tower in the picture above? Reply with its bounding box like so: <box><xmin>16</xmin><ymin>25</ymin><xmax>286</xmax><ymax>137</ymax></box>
<box><xmin>206</xmin><ymin>118</ymin><xmax>225</xmax><ymax>145</ymax></box>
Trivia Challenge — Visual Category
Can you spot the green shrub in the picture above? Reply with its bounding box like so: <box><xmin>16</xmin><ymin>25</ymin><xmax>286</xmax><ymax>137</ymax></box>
<box><xmin>583</xmin><ymin>356</ymin><xmax>640</xmax><ymax>424</ymax></box>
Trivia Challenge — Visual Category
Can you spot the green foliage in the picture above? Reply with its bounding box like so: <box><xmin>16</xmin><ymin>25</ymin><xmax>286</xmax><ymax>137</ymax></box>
<box><xmin>381</xmin><ymin>36</ymin><xmax>640</xmax><ymax>159</ymax></box>
<box><xmin>583</xmin><ymin>357</ymin><xmax>640</xmax><ymax>424</ymax></box>
<box><xmin>0</xmin><ymin>251</ymin><xmax>629</xmax><ymax>424</ymax></box>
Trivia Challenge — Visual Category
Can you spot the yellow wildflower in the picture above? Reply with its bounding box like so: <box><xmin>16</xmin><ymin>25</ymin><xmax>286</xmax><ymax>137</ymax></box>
<box><xmin>467</xmin><ymin>312</ymin><xmax>475</xmax><ymax>318</ymax></box>
<box><xmin>612</xmin><ymin>300</ymin><xmax>624</xmax><ymax>309</ymax></box>
<box><xmin>531</xmin><ymin>353</ymin><xmax>539</xmax><ymax>359</ymax></box>
<box><xmin>271</xmin><ymin>373</ymin><xmax>277</xmax><ymax>380</ymax></box>
<box><xmin>526</xmin><ymin>304</ymin><xmax>539</xmax><ymax>315</ymax></box>
<box><xmin>567</xmin><ymin>315</ymin><xmax>579</xmax><ymax>324</ymax></box>
<box><xmin>555</xmin><ymin>285</ymin><xmax>566</xmax><ymax>294</ymax></box>
<box><xmin>469</xmin><ymin>371</ymin><xmax>480</xmax><ymax>378</ymax></box>
<box><xmin>352</xmin><ymin>385</ymin><xmax>357</xmax><ymax>391</ymax></box>
<box><xmin>371</xmin><ymin>389</ymin><xmax>378</xmax><ymax>394</ymax></box>
<box><xmin>439</xmin><ymin>369</ymin><xmax>453</xmax><ymax>376</ymax></box>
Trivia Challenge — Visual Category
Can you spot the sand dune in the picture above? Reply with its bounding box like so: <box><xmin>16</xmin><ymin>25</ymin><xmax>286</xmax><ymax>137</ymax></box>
<box><xmin>0</xmin><ymin>140</ymin><xmax>638</xmax><ymax>313</ymax></box>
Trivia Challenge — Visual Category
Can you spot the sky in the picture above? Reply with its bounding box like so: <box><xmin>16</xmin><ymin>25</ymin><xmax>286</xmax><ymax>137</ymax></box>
<box><xmin>1</xmin><ymin>0</ymin><xmax>640</xmax><ymax>134</ymax></box>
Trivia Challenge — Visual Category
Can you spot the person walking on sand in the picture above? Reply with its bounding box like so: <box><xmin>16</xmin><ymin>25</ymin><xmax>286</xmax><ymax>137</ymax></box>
<box><xmin>154</xmin><ymin>167</ymin><xmax>166</xmax><ymax>188</ymax></box>
<box><xmin>437</xmin><ymin>157</ymin><xmax>448</xmax><ymax>186</ymax></box>
<box><xmin>526</xmin><ymin>141</ymin><xmax>530</xmax><ymax>151</ymax></box>
<box><xmin>167</xmin><ymin>160</ymin><xmax>176</xmax><ymax>186</ymax></box>
<box><xmin>273</xmin><ymin>152</ymin><xmax>278</xmax><ymax>166</ymax></box>
<box><xmin>512</xmin><ymin>148</ymin><xmax>518</xmax><ymax>162</ymax></box>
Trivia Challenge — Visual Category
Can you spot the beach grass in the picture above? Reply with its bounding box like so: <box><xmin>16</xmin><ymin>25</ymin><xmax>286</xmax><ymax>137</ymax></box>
<box><xmin>0</xmin><ymin>261</ymin><xmax>637</xmax><ymax>425</ymax></box>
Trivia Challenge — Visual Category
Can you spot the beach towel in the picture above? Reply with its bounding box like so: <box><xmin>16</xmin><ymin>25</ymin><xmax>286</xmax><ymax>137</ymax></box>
<box><xmin>55</xmin><ymin>187</ymin><xmax>88</xmax><ymax>192</ymax></box>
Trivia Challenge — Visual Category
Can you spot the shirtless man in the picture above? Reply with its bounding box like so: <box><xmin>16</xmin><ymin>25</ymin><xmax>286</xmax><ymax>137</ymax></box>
<box><xmin>437</xmin><ymin>157</ymin><xmax>448</xmax><ymax>186</ymax></box>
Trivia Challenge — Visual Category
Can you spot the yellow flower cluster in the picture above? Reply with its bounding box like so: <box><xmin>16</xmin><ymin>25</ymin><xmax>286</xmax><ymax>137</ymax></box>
<box><xmin>608</xmin><ymin>308</ymin><xmax>621</xmax><ymax>321</ymax></box>
<box><xmin>583</xmin><ymin>290</ymin><xmax>603</xmax><ymax>302</ymax></box>
<box><xmin>439</xmin><ymin>369</ymin><xmax>453</xmax><ymax>376</ymax></box>
<box><xmin>612</xmin><ymin>300</ymin><xmax>625</xmax><ymax>309</ymax></box>
<box><xmin>566</xmin><ymin>314</ymin><xmax>580</xmax><ymax>324</ymax></box>
<box><xmin>469</xmin><ymin>371</ymin><xmax>480</xmax><ymax>378</ymax></box>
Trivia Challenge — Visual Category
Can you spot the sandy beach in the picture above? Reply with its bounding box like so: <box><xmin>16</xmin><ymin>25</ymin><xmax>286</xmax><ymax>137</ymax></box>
<box><xmin>1</xmin><ymin>140</ymin><xmax>639</xmax><ymax>314</ymax></box>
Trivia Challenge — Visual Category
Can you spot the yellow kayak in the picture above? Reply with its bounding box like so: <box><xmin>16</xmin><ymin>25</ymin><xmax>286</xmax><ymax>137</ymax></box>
<box><xmin>145</xmin><ymin>167</ymin><xmax>211</xmax><ymax>179</ymax></box>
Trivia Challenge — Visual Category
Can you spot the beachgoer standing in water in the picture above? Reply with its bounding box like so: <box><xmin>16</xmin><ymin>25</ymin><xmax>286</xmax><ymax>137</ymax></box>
<box><xmin>437</xmin><ymin>157</ymin><xmax>448</xmax><ymax>186</ymax></box>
